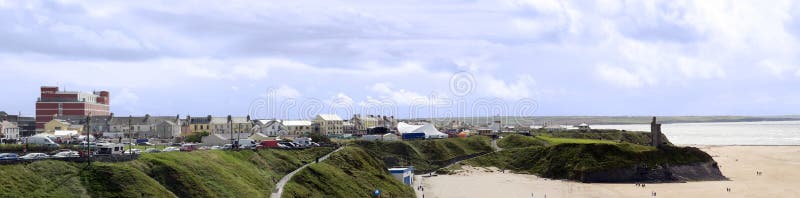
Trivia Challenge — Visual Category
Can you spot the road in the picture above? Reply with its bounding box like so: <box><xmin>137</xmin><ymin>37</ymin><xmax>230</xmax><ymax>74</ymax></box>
<box><xmin>270</xmin><ymin>146</ymin><xmax>345</xmax><ymax>198</ymax></box>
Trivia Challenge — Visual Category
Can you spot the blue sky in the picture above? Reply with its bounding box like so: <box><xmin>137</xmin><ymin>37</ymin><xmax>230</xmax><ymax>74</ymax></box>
<box><xmin>1</xmin><ymin>0</ymin><xmax>800</xmax><ymax>119</ymax></box>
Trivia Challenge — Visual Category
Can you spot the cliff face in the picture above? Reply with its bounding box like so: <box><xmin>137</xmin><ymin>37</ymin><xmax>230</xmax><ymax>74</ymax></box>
<box><xmin>580</xmin><ymin>161</ymin><xmax>726</xmax><ymax>183</ymax></box>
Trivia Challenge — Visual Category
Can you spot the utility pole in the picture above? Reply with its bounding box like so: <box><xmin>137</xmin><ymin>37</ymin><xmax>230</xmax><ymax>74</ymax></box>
<box><xmin>228</xmin><ymin>115</ymin><xmax>234</xmax><ymax>150</ymax></box>
<box><xmin>85</xmin><ymin>114</ymin><xmax>92</xmax><ymax>166</ymax></box>
<box><xmin>128</xmin><ymin>115</ymin><xmax>133</xmax><ymax>155</ymax></box>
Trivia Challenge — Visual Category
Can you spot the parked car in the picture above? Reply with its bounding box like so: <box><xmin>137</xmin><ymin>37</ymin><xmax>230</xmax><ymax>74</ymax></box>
<box><xmin>53</xmin><ymin>151</ymin><xmax>80</xmax><ymax>158</ymax></box>
<box><xmin>162</xmin><ymin>147</ymin><xmax>180</xmax><ymax>152</ymax></box>
<box><xmin>144</xmin><ymin>148</ymin><xmax>161</xmax><ymax>153</ymax></box>
<box><xmin>136</xmin><ymin>142</ymin><xmax>154</xmax><ymax>146</ymax></box>
<box><xmin>210</xmin><ymin>146</ymin><xmax>221</xmax><ymax>150</ymax></box>
<box><xmin>198</xmin><ymin>146</ymin><xmax>210</xmax><ymax>150</ymax></box>
<box><xmin>277</xmin><ymin>142</ymin><xmax>295</xmax><ymax>149</ymax></box>
<box><xmin>25</xmin><ymin>136</ymin><xmax>59</xmax><ymax>148</ymax></box>
<box><xmin>180</xmin><ymin>144</ymin><xmax>199</xmax><ymax>152</ymax></box>
<box><xmin>0</xmin><ymin>153</ymin><xmax>19</xmax><ymax>160</ymax></box>
<box><xmin>124</xmin><ymin>149</ymin><xmax>142</xmax><ymax>155</ymax></box>
<box><xmin>20</xmin><ymin>153</ymin><xmax>50</xmax><ymax>160</ymax></box>
<box><xmin>221</xmin><ymin>144</ymin><xmax>233</xmax><ymax>150</ymax></box>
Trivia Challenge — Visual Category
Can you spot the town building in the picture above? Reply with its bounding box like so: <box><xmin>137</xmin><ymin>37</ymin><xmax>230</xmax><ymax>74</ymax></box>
<box><xmin>187</xmin><ymin>115</ymin><xmax>212</xmax><ymax>135</ymax></box>
<box><xmin>43</xmin><ymin>119</ymin><xmax>82</xmax><ymax>134</ymax></box>
<box><xmin>254</xmin><ymin>119</ymin><xmax>286</xmax><ymax>136</ymax></box>
<box><xmin>35</xmin><ymin>86</ymin><xmax>110</xmax><ymax>131</ymax></box>
<box><xmin>1</xmin><ymin>120</ymin><xmax>20</xmax><ymax>141</ymax></box>
<box><xmin>315</xmin><ymin>114</ymin><xmax>343</xmax><ymax>135</ymax></box>
<box><xmin>283</xmin><ymin>120</ymin><xmax>313</xmax><ymax>136</ymax></box>
<box><xmin>107</xmin><ymin>115</ymin><xmax>181</xmax><ymax>139</ymax></box>
<box><xmin>210</xmin><ymin>116</ymin><xmax>252</xmax><ymax>134</ymax></box>
<box><xmin>350</xmin><ymin>114</ymin><xmax>379</xmax><ymax>135</ymax></box>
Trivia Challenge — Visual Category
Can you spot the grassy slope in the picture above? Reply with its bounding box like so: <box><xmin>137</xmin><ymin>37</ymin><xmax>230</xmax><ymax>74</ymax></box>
<box><xmin>282</xmin><ymin>147</ymin><xmax>414</xmax><ymax>198</ymax></box>
<box><xmin>0</xmin><ymin>147</ymin><xmax>334</xmax><ymax>198</ymax></box>
<box><xmin>496</xmin><ymin>134</ymin><xmax>545</xmax><ymax>149</ymax></box>
<box><xmin>467</xmin><ymin>131</ymin><xmax>711</xmax><ymax>181</ymax></box>
<box><xmin>466</xmin><ymin>143</ymin><xmax>712</xmax><ymax>180</ymax></box>
<box><xmin>533</xmin><ymin>129</ymin><xmax>672</xmax><ymax>145</ymax></box>
<box><xmin>353</xmin><ymin>136</ymin><xmax>493</xmax><ymax>173</ymax></box>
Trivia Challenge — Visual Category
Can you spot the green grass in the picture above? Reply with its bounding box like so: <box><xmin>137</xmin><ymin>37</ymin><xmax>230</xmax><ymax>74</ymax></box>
<box><xmin>531</xmin><ymin>129</ymin><xmax>671</xmax><ymax>145</ymax></box>
<box><xmin>283</xmin><ymin>147</ymin><xmax>414</xmax><ymax>198</ymax></box>
<box><xmin>497</xmin><ymin>134</ymin><xmax>545</xmax><ymax>149</ymax></box>
<box><xmin>352</xmin><ymin>136</ymin><xmax>493</xmax><ymax>173</ymax></box>
<box><xmin>0</xmin><ymin>147</ymin><xmax>335</xmax><ymax>197</ymax></box>
<box><xmin>465</xmin><ymin>143</ymin><xmax>712</xmax><ymax>181</ymax></box>
<box><xmin>536</xmin><ymin>135</ymin><xmax>621</xmax><ymax>145</ymax></box>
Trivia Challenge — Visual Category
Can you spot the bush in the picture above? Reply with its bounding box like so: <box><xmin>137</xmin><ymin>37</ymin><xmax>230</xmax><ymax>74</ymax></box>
<box><xmin>184</xmin><ymin>131</ymin><xmax>209</xmax><ymax>143</ymax></box>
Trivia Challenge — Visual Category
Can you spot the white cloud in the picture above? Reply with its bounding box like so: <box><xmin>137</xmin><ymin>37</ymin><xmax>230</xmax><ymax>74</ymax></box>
<box><xmin>596</xmin><ymin>64</ymin><xmax>644</xmax><ymax>88</ymax></box>
<box><xmin>479</xmin><ymin>74</ymin><xmax>537</xmax><ymax>100</ymax></box>
<box><xmin>111</xmin><ymin>88</ymin><xmax>139</xmax><ymax>106</ymax></box>
<box><xmin>273</xmin><ymin>85</ymin><xmax>301</xmax><ymax>98</ymax></box>
<box><xmin>329</xmin><ymin>93</ymin><xmax>354</xmax><ymax>107</ymax></box>
<box><xmin>759</xmin><ymin>60</ymin><xmax>797</xmax><ymax>78</ymax></box>
<box><xmin>369</xmin><ymin>83</ymin><xmax>446</xmax><ymax>105</ymax></box>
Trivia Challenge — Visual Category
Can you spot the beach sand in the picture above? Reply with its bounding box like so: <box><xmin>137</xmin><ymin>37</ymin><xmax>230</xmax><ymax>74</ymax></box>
<box><xmin>419</xmin><ymin>146</ymin><xmax>800</xmax><ymax>198</ymax></box>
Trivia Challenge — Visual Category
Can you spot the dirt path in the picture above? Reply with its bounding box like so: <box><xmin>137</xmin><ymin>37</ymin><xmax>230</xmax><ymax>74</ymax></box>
<box><xmin>270</xmin><ymin>146</ymin><xmax>344</xmax><ymax>198</ymax></box>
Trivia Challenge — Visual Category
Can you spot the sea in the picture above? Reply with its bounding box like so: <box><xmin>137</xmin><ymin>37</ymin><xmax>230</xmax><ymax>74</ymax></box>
<box><xmin>592</xmin><ymin>120</ymin><xmax>800</xmax><ymax>146</ymax></box>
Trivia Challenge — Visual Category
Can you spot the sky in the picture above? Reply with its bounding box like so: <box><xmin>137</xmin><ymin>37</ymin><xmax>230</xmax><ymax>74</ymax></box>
<box><xmin>1</xmin><ymin>0</ymin><xmax>800</xmax><ymax>119</ymax></box>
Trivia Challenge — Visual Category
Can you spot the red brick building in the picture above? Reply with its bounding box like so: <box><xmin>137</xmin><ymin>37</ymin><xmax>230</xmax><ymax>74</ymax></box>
<box><xmin>35</xmin><ymin>86</ymin><xmax>110</xmax><ymax>130</ymax></box>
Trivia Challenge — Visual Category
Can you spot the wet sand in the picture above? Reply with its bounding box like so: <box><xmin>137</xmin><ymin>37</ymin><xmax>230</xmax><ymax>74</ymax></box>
<box><xmin>419</xmin><ymin>146</ymin><xmax>800</xmax><ymax>198</ymax></box>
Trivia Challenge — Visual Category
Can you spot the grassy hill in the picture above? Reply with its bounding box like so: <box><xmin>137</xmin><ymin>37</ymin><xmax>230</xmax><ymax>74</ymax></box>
<box><xmin>282</xmin><ymin>147</ymin><xmax>414</xmax><ymax>198</ymax></box>
<box><xmin>532</xmin><ymin>129</ymin><xmax>671</xmax><ymax>145</ymax></box>
<box><xmin>0</xmin><ymin>147</ymin><xmax>334</xmax><ymax>197</ymax></box>
<box><xmin>353</xmin><ymin>136</ymin><xmax>493</xmax><ymax>173</ymax></box>
<box><xmin>465</xmin><ymin>143</ymin><xmax>714</xmax><ymax>182</ymax></box>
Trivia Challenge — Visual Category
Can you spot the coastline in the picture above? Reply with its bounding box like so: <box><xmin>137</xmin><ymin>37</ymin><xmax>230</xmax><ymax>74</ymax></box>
<box><xmin>419</xmin><ymin>145</ymin><xmax>800</xmax><ymax>198</ymax></box>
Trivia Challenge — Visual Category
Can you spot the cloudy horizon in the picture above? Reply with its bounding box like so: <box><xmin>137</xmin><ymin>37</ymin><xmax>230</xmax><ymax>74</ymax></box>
<box><xmin>2</xmin><ymin>0</ymin><xmax>800</xmax><ymax>118</ymax></box>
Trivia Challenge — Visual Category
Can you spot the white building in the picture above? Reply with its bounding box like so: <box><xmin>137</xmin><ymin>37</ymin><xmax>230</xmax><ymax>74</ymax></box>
<box><xmin>315</xmin><ymin>114</ymin><xmax>343</xmax><ymax>135</ymax></box>
<box><xmin>254</xmin><ymin>119</ymin><xmax>287</xmax><ymax>136</ymax></box>
<box><xmin>1</xmin><ymin>121</ymin><xmax>20</xmax><ymax>140</ymax></box>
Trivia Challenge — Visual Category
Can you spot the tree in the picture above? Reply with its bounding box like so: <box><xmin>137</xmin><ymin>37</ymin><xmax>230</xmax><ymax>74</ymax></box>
<box><xmin>306</xmin><ymin>132</ymin><xmax>331</xmax><ymax>144</ymax></box>
<box><xmin>185</xmin><ymin>131</ymin><xmax>209</xmax><ymax>143</ymax></box>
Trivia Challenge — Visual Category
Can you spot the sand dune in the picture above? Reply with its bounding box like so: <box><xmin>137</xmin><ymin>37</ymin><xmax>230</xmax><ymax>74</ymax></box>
<box><xmin>419</xmin><ymin>146</ymin><xmax>800</xmax><ymax>198</ymax></box>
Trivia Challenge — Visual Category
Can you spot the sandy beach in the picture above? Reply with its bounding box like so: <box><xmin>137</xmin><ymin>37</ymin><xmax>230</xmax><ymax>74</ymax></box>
<box><xmin>419</xmin><ymin>146</ymin><xmax>800</xmax><ymax>198</ymax></box>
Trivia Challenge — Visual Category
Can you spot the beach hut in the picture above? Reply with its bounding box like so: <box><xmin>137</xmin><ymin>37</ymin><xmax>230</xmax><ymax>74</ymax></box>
<box><xmin>388</xmin><ymin>167</ymin><xmax>414</xmax><ymax>186</ymax></box>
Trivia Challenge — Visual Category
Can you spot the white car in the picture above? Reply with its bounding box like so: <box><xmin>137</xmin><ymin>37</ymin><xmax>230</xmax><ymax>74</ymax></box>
<box><xmin>124</xmin><ymin>149</ymin><xmax>142</xmax><ymax>155</ymax></box>
<box><xmin>53</xmin><ymin>151</ymin><xmax>80</xmax><ymax>158</ymax></box>
<box><xmin>162</xmin><ymin>147</ymin><xmax>180</xmax><ymax>152</ymax></box>
<box><xmin>20</xmin><ymin>153</ymin><xmax>50</xmax><ymax>160</ymax></box>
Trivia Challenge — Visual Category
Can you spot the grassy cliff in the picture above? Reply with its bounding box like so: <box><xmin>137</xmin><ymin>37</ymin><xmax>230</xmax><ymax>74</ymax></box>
<box><xmin>0</xmin><ymin>147</ymin><xmax>334</xmax><ymax>197</ymax></box>
<box><xmin>532</xmin><ymin>129</ymin><xmax>671</xmax><ymax>145</ymax></box>
<box><xmin>466</xmin><ymin>143</ymin><xmax>714</xmax><ymax>181</ymax></box>
<box><xmin>282</xmin><ymin>147</ymin><xmax>414</xmax><ymax>198</ymax></box>
<box><xmin>353</xmin><ymin>136</ymin><xmax>493</xmax><ymax>173</ymax></box>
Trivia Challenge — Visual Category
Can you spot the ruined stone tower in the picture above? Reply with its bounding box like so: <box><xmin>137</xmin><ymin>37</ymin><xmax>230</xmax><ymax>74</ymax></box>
<box><xmin>650</xmin><ymin>117</ymin><xmax>663</xmax><ymax>147</ymax></box>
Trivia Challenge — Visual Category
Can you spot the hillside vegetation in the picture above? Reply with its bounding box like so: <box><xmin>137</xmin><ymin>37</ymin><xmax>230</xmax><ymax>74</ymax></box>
<box><xmin>0</xmin><ymin>147</ymin><xmax>334</xmax><ymax>197</ymax></box>
<box><xmin>282</xmin><ymin>147</ymin><xmax>414</xmax><ymax>198</ymax></box>
<box><xmin>466</xmin><ymin>143</ymin><xmax>713</xmax><ymax>181</ymax></box>
<box><xmin>353</xmin><ymin>136</ymin><xmax>493</xmax><ymax>173</ymax></box>
<box><xmin>533</xmin><ymin>129</ymin><xmax>671</xmax><ymax>145</ymax></box>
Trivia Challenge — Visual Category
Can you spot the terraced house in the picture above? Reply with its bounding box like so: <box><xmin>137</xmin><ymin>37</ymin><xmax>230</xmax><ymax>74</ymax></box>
<box><xmin>210</xmin><ymin>116</ymin><xmax>252</xmax><ymax>134</ymax></box>
<box><xmin>315</xmin><ymin>114</ymin><xmax>343</xmax><ymax>135</ymax></box>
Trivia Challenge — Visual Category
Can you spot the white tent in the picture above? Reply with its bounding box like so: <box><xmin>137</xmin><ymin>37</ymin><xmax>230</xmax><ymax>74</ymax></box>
<box><xmin>397</xmin><ymin>122</ymin><xmax>447</xmax><ymax>139</ymax></box>
<box><xmin>54</xmin><ymin>130</ymin><xmax>78</xmax><ymax>137</ymax></box>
